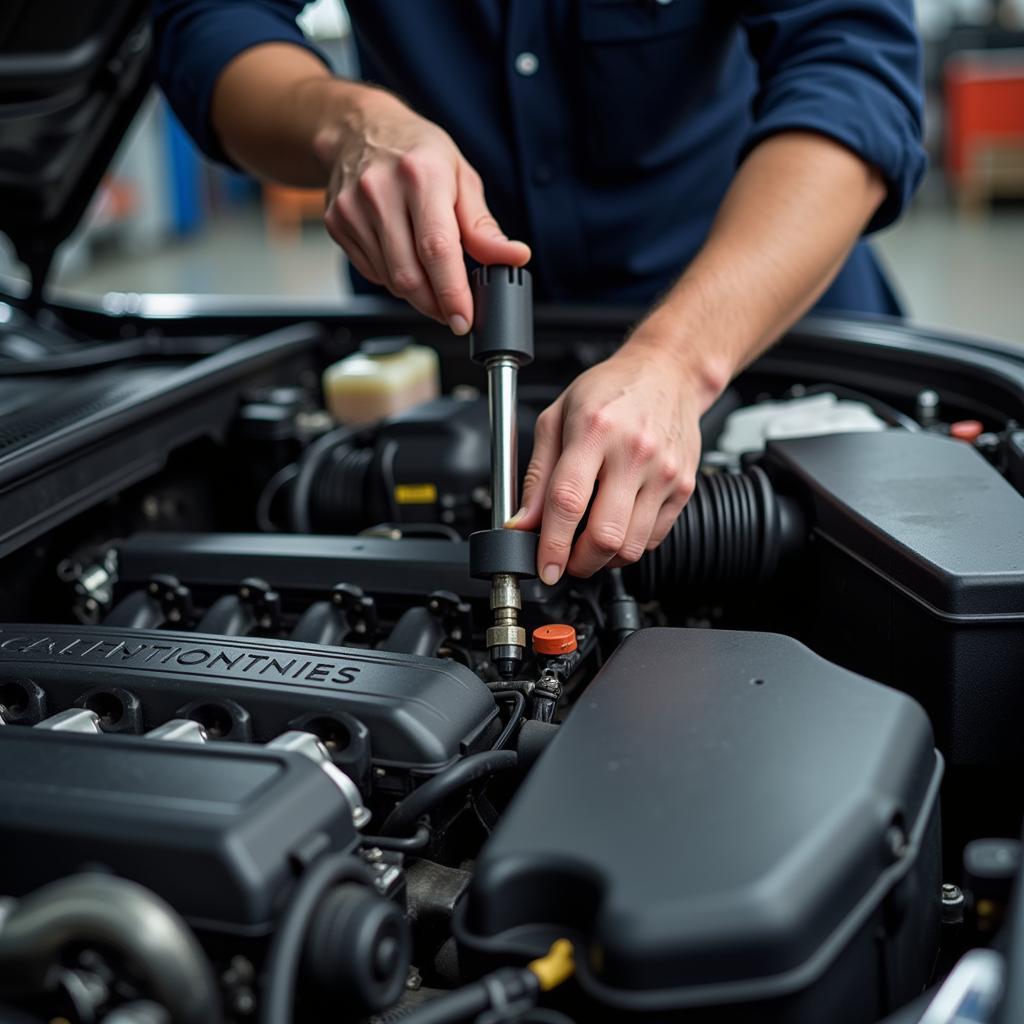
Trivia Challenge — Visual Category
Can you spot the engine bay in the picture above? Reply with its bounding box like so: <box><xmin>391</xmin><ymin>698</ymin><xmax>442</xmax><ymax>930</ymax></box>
<box><xmin>2</xmin><ymin>301</ymin><xmax>1024</xmax><ymax>1023</ymax></box>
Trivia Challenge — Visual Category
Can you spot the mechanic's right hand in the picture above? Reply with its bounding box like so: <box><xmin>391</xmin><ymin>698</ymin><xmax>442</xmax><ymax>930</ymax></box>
<box><xmin>315</xmin><ymin>88</ymin><xmax>530</xmax><ymax>335</ymax></box>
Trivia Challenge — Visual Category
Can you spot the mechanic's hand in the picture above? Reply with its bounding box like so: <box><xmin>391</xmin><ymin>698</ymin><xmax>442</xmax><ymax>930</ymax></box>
<box><xmin>510</xmin><ymin>339</ymin><xmax>705</xmax><ymax>583</ymax></box>
<box><xmin>315</xmin><ymin>89</ymin><xmax>530</xmax><ymax>334</ymax></box>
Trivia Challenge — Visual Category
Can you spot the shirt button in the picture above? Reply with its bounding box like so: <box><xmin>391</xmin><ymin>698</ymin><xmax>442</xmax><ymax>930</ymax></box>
<box><xmin>514</xmin><ymin>52</ymin><xmax>540</xmax><ymax>77</ymax></box>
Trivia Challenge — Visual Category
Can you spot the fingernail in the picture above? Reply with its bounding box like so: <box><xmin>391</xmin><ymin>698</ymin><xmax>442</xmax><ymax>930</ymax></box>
<box><xmin>541</xmin><ymin>564</ymin><xmax>561</xmax><ymax>586</ymax></box>
<box><xmin>449</xmin><ymin>315</ymin><xmax>470</xmax><ymax>336</ymax></box>
<box><xmin>505</xmin><ymin>507</ymin><xmax>527</xmax><ymax>527</ymax></box>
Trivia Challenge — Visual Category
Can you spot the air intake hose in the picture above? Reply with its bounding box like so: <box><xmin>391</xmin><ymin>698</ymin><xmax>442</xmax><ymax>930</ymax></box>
<box><xmin>627</xmin><ymin>466</ymin><xmax>804</xmax><ymax>600</ymax></box>
<box><xmin>288</xmin><ymin>426</ymin><xmax>381</xmax><ymax>534</ymax></box>
<box><xmin>307</xmin><ymin>442</ymin><xmax>375</xmax><ymax>533</ymax></box>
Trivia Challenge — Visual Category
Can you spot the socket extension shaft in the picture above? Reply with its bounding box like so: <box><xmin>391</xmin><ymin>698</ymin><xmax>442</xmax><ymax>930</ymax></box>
<box><xmin>470</xmin><ymin>266</ymin><xmax>535</xmax><ymax>677</ymax></box>
<box><xmin>488</xmin><ymin>355</ymin><xmax>519</xmax><ymax>529</ymax></box>
<box><xmin>486</xmin><ymin>354</ymin><xmax>526</xmax><ymax>675</ymax></box>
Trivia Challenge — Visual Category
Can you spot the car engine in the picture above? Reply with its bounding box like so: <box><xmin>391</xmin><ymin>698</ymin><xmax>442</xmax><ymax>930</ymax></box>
<box><xmin>1</xmin><ymin>307</ymin><xmax>1024</xmax><ymax>1024</ymax></box>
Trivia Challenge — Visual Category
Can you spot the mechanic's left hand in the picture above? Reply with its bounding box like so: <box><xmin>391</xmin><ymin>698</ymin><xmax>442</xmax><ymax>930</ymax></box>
<box><xmin>509</xmin><ymin>338</ymin><xmax>709</xmax><ymax>583</ymax></box>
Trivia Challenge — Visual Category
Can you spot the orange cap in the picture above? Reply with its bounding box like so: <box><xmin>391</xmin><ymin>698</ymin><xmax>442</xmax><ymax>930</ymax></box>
<box><xmin>950</xmin><ymin>420</ymin><xmax>984</xmax><ymax>443</ymax></box>
<box><xmin>533</xmin><ymin>624</ymin><xmax>578</xmax><ymax>656</ymax></box>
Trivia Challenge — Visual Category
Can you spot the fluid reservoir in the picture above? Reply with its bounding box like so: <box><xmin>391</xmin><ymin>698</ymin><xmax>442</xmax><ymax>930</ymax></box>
<box><xmin>323</xmin><ymin>337</ymin><xmax>440</xmax><ymax>425</ymax></box>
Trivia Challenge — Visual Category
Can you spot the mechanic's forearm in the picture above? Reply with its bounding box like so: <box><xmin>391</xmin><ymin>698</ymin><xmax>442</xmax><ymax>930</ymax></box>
<box><xmin>630</xmin><ymin>132</ymin><xmax>887</xmax><ymax>406</ymax></box>
<box><xmin>210</xmin><ymin>42</ymin><xmax>400</xmax><ymax>186</ymax></box>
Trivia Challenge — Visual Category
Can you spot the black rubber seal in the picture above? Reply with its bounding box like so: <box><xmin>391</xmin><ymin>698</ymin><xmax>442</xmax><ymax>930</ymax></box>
<box><xmin>469</xmin><ymin>529</ymin><xmax>538</xmax><ymax>580</ymax></box>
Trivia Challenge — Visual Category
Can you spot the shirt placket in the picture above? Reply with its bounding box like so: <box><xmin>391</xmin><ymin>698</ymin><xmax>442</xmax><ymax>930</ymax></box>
<box><xmin>503</xmin><ymin>0</ymin><xmax>585</xmax><ymax>300</ymax></box>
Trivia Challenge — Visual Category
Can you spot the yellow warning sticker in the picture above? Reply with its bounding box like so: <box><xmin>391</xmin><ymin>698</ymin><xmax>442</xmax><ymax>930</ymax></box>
<box><xmin>394</xmin><ymin>483</ymin><xmax>438</xmax><ymax>505</ymax></box>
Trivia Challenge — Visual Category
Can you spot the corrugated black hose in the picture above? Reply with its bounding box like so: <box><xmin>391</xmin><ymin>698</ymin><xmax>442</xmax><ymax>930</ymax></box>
<box><xmin>627</xmin><ymin>465</ymin><xmax>804</xmax><ymax>600</ymax></box>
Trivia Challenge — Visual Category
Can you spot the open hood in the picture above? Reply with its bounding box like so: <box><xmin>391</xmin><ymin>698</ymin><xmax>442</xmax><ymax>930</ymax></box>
<box><xmin>0</xmin><ymin>0</ymin><xmax>151</xmax><ymax>303</ymax></box>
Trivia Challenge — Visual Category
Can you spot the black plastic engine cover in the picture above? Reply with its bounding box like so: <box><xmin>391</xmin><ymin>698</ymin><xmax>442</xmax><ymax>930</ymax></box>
<box><xmin>0</xmin><ymin>726</ymin><xmax>361</xmax><ymax>935</ymax></box>
<box><xmin>766</xmin><ymin>430</ymin><xmax>1024</xmax><ymax>616</ymax></box>
<box><xmin>116</xmin><ymin>532</ymin><xmax>558</xmax><ymax>610</ymax></box>
<box><xmin>458</xmin><ymin>628</ymin><xmax>942</xmax><ymax>1022</ymax></box>
<box><xmin>765</xmin><ymin>430</ymin><xmax>1024</xmax><ymax>764</ymax></box>
<box><xmin>0</xmin><ymin>625</ymin><xmax>497</xmax><ymax>775</ymax></box>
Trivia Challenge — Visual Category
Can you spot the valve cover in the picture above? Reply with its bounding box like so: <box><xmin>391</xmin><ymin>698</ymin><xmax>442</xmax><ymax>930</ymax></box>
<box><xmin>0</xmin><ymin>625</ymin><xmax>497</xmax><ymax>776</ymax></box>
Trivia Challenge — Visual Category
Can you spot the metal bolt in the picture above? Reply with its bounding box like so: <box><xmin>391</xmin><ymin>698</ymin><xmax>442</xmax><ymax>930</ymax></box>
<box><xmin>916</xmin><ymin>389</ymin><xmax>941</xmax><ymax>425</ymax></box>
<box><xmin>364</xmin><ymin>847</ymin><xmax>384</xmax><ymax>864</ymax></box>
<box><xmin>372</xmin><ymin>864</ymin><xmax>401</xmax><ymax>895</ymax></box>
<box><xmin>942</xmin><ymin>883</ymin><xmax>963</xmax><ymax>903</ymax></box>
<box><xmin>941</xmin><ymin>883</ymin><xmax>965</xmax><ymax>926</ymax></box>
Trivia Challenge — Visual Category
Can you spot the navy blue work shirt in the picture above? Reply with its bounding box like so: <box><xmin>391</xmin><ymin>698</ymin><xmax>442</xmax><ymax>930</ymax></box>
<box><xmin>153</xmin><ymin>0</ymin><xmax>926</xmax><ymax>315</ymax></box>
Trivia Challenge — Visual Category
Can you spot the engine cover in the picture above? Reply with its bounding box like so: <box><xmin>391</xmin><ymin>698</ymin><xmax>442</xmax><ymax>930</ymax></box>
<box><xmin>766</xmin><ymin>430</ymin><xmax>1024</xmax><ymax>764</ymax></box>
<box><xmin>457</xmin><ymin>628</ymin><xmax>943</xmax><ymax>1023</ymax></box>
<box><xmin>0</xmin><ymin>625</ymin><xmax>497</xmax><ymax>778</ymax></box>
<box><xmin>0</xmin><ymin>726</ymin><xmax>361</xmax><ymax>935</ymax></box>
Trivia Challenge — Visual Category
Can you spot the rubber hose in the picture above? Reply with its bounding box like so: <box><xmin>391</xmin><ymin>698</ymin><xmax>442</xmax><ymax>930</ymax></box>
<box><xmin>490</xmin><ymin>690</ymin><xmax>527</xmax><ymax>750</ymax></box>
<box><xmin>288</xmin><ymin>426</ymin><xmax>357</xmax><ymax>533</ymax></box>
<box><xmin>388</xmin><ymin>983</ymin><xmax>489</xmax><ymax>1024</ymax></box>
<box><xmin>628</xmin><ymin>465</ymin><xmax>803</xmax><ymax>600</ymax></box>
<box><xmin>0</xmin><ymin>874</ymin><xmax>220</xmax><ymax>1024</ymax></box>
<box><xmin>359</xmin><ymin>825</ymin><xmax>432</xmax><ymax>852</ymax></box>
<box><xmin>309</xmin><ymin>443</ymin><xmax>373</xmax><ymax>533</ymax></box>
<box><xmin>378</xmin><ymin>750</ymin><xmax>518</xmax><ymax>838</ymax></box>
<box><xmin>391</xmin><ymin>969</ymin><xmax>538</xmax><ymax>1024</ymax></box>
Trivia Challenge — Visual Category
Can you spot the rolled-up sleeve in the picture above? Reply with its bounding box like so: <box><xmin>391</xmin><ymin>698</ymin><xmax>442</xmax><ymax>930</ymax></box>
<box><xmin>739</xmin><ymin>0</ymin><xmax>926</xmax><ymax>232</ymax></box>
<box><xmin>152</xmin><ymin>0</ymin><xmax>327</xmax><ymax>162</ymax></box>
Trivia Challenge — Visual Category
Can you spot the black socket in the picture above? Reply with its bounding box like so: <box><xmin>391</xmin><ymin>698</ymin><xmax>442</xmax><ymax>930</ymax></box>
<box><xmin>469</xmin><ymin>529</ymin><xmax>539</xmax><ymax>580</ymax></box>
<box><xmin>470</xmin><ymin>266</ymin><xmax>534</xmax><ymax>366</ymax></box>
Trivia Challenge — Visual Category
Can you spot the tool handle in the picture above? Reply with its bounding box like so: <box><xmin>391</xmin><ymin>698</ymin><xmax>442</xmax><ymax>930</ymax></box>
<box><xmin>470</xmin><ymin>266</ymin><xmax>534</xmax><ymax>366</ymax></box>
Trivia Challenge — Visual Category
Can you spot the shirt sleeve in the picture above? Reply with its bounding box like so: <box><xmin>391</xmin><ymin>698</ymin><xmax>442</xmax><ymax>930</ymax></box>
<box><xmin>151</xmin><ymin>0</ymin><xmax>329</xmax><ymax>163</ymax></box>
<box><xmin>738</xmin><ymin>0</ymin><xmax>927</xmax><ymax>233</ymax></box>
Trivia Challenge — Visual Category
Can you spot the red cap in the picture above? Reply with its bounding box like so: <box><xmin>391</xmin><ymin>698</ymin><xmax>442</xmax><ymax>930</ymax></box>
<box><xmin>950</xmin><ymin>420</ymin><xmax>984</xmax><ymax>443</ymax></box>
<box><xmin>533</xmin><ymin>624</ymin><xmax>578</xmax><ymax>656</ymax></box>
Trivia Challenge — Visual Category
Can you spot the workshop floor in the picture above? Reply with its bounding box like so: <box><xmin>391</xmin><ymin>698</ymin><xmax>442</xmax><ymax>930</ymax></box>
<box><xmin>56</xmin><ymin>201</ymin><xmax>1024</xmax><ymax>346</ymax></box>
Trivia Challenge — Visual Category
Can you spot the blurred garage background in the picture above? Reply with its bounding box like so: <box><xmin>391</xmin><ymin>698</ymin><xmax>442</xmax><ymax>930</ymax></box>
<box><xmin>1</xmin><ymin>0</ymin><xmax>1022</xmax><ymax>343</ymax></box>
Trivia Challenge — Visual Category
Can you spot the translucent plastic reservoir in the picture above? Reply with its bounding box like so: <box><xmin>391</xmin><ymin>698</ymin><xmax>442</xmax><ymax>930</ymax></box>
<box><xmin>323</xmin><ymin>337</ymin><xmax>441</xmax><ymax>425</ymax></box>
